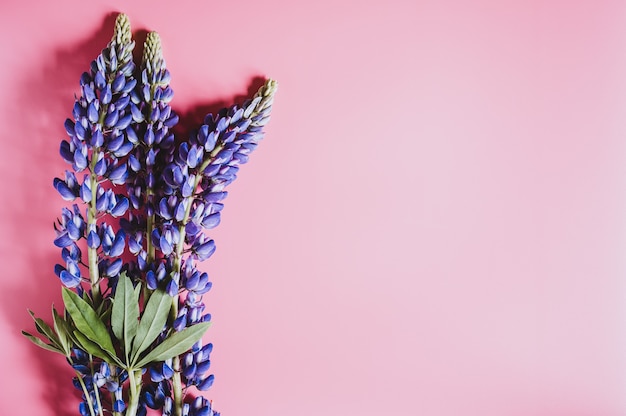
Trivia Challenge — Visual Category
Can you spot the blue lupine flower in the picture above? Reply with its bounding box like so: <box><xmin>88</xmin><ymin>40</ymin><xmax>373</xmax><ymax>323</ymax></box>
<box><xmin>179</xmin><ymin>340</ymin><xmax>214</xmax><ymax>392</ymax></box>
<box><xmin>181</xmin><ymin>396</ymin><xmax>218</xmax><ymax>416</ymax></box>
<box><xmin>40</xmin><ymin>12</ymin><xmax>277</xmax><ymax>416</ymax></box>
<box><xmin>142</xmin><ymin>379</ymin><xmax>170</xmax><ymax>409</ymax></box>
<box><xmin>113</xmin><ymin>388</ymin><xmax>126</xmax><ymax>412</ymax></box>
<box><xmin>149</xmin><ymin>360</ymin><xmax>174</xmax><ymax>382</ymax></box>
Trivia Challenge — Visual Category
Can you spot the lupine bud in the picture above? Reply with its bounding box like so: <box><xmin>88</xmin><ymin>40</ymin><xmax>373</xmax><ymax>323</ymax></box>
<box><xmin>74</xmin><ymin>149</ymin><xmax>88</xmax><ymax>170</ymax></box>
<box><xmin>109</xmin><ymin>162</ymin><xmax>128</xmax><ymax>184</ymax></box>
<box><xmin>112</xmin><ymin>73</ymin><xmax>126</xmax><ymax>92</ymax></box>
<box><xmin>166</xmin><ymin>279</ymin><xmax>179</xmax><ymax>297</ymax></box>
<box><xmin>87</xmin><ymin>230</ymin><xmax>100</xmax><ymax>248</ymax></box>
<box><xmin>201</xmin><ymin>213</ymin><xmax>220</xmax><ymax>229</ymax></box>
<box><xmin>194</xmin><ymin>240</ymin><xmax>215</xmax><ymax>260</ymax></box>
<box><xmin>197</xmin><ymin>374</ymin><xmax>214</xmax><ymax>391</ymax></box>
<box><xmin>101</xmin><ymin>84</ymin><xmax>113</xmax><ymax>105</ymax></box>
<box><xmin>104</xmin><ymin>109</ymin><xmax>119</xmax><ymax>126</ymax></box>
<box><xmin>110</xmin><ymin>196</ymin><xmax>129</xmax><ymax>217</ymax></box>
<box><xmin>114</xmin><ymin>141</ymin><xmax>133</xmax><ymax>157</ymax></box>
<box><xmin>60</xmin><ymin>269</ymin><xmax>81</xmax><ymax>288</ymax></box>
<box><xmin>94</xmin><ymin>71</ymin><xmax>105</xmax><ymax>89</ymax></box>
<box><xmin>109</xmin><ymin>230</ymin><xmax>126</xmax><ymax>257</ymax></box>
<box><xmin>106</xmin><ymin>258</ymin><xmax>123</xmax><ymax>276</ymax></box>
<box><xmin>54</xmin><ymin>178</ymin><xmax>77</xmax><ymax>201</ymax></box>
<box><xmin>117</xmin><ymin>94</ymin><xmax>131</xmax><ymax>112</ymax></box>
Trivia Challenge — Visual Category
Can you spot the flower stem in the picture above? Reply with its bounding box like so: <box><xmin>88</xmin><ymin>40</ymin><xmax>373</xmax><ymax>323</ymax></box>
<box><xmin>88</xmin><ymin>148</ymin><xmax>102</xmax><ymax>306</ymax></box>
<box><xmin>168</xmin><ymin>87</ymin><xmax>272</xmax><ymax>414</ymax></box>
<box><xmin>74</xmin><ymin>369</ymin><xmax>97</xmax><ymax>416</ymax></box>
<box><xmin>111</xmin><ymin>366</ymin><xmax>121</xmax><ymax>416</ymax></box>
<box><xmin>169</xmin><ymin>145</ymin><xmax>223</xmax><ymax>416</ymax></box>
<box><xmin>87</xmin><ymin>354</ymin><xmax>105</xmax><ymax>416</ymax></box>
<box><xmin>126</xmin><ymin>369</ymin><xmax>142</xmax><ymax>416</ymax></box>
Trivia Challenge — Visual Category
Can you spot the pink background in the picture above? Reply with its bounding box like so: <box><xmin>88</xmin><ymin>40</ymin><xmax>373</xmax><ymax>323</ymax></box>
<box><xmin>1</xmin><ymin>1</ymin><xmax>626</xmax><ymax>415</ymax></box>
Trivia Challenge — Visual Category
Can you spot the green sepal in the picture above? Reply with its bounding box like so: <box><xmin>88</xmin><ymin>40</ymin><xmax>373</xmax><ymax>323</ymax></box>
<box><xmin>135</xmin><ymin>322</ymin><xmax>211</xmax><ymax>368</ymax></box>
<box><xmin>131</xmin><ymin>288</ymin><xmax>171</xmax><ymax>363</ymax></box>
<box><xmin>62</xmin><ymin>287</ymin><xmax>116</xmax><ymax>358</ymax></box>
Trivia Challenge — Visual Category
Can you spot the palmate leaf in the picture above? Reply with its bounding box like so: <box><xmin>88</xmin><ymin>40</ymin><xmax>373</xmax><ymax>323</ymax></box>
<box><xmin>131</xmin><ymin>288</ymin><xmax>171</xmax><ymax>364</ymax></box>
<box><xmin>135</xmin><ymin>322</ymin><xmax>211</xmax><ymax>368</ymax></box>
<box><xmin>62</xmin><ymin>287</ymin><xmax>116</xmax><ymax>358</ymax></box>
<box><xmin>111</xmin><ymin>272</ymin><xmax>140</xmax><ymax>360</ymax></box>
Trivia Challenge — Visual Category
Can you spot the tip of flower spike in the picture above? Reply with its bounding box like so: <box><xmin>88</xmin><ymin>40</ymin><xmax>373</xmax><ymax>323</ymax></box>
<box><xmin>143</xmin><ymin>31</ymin><xmax>164</xmax><ymax>74</ymax></box>
<box><xmin>113</xmin><ymin>13</ymin><xmax>132</xmax><ymax>44</ymax></box>
<box><xmin>245</xmin><ymin>78</ymin><xmax>278</xmax><ymax>122</ymax></box>
<box><xmin>257</xmin><ymin>79</ymin><xmax>278</xmax><ymax>98</ymax></box>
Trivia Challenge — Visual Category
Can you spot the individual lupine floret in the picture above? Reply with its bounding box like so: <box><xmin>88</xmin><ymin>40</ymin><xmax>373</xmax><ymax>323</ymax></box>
<box><xmin>53</xmin><ymin>205</ymin><xmax>86</xmax><ymax>248</ymax></box>
<box><xmin>180</xmin><ymin>259</ymin><xmax>212</xmax><ymax>295</ymax></box>
<box><xmin>180</xmin><ymin>340</ymin><xmax>213</xmax><ymax>391</ymax></box>
<box><xmin>55</xmin><ymin>242</ymin><xmax>83</xmax><ymax>288</ymax></box>
<box><xmin>182</xmin><ymin>396</ymin><xmax>219</xmax><ymax>416</ymax></box>
<box><xmin>142</xmin><ymin>379</ymin><xmax>171</xmax><ymax>410</ymax></box>
<box><xmin>173</xmin><ymin>294</ymin><xmax>211</xmax><ymax>332</ymax></box>
<box><xmin>150</xmin><ymin>359</ymin><xmax>175</xmax><ymax>383</ymax></box>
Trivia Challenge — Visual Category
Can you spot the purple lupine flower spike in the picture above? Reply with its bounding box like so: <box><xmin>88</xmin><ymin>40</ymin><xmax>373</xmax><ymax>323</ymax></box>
<box><xmin>25</xmin><ymin>12</ymin><xmax>276</xmax><ymax>416</ymax></box>
<box><xmin>54</xmin><ymin>13</ymin><xmax>136</xmax><ymax>297</ymax></box>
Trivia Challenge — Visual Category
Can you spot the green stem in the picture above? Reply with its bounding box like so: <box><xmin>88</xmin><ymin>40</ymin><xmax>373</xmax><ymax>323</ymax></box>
<box><xmin>74</xmin><ymin>369</ymin><xmax>97</xmax><ymax>416</ymax></box>
<box><xmin>88</xmin><ymin>149</ymin><xmax>102</xmax><ymax>306</ymax></box>
<box><xmin>87</xmin><ymin>354</ymin><xmax>105</xmax><ymax>416</ymax></box>
<box><xmin>147</xmin><ymin>210</ymin><xmax>155</xmax><ymax>260</ymax></box>
<box><xmin>125</xmin><ymin>369</ymin><xmax>143</xmax><ymax>416</ymax></box>
<box><xmin>111</xmin><ymin>366</ymin><xmax>121</xmax><ymax>416</ymax></box>
<box><xmin>143</xmin><ymin>85</ymin><xmax>158</xmax><ymax>300</ymax></box>
<box><xmin>94</xmin><ymin>384</ymin><xmax>104</xmax><ymax>416</ymax></box>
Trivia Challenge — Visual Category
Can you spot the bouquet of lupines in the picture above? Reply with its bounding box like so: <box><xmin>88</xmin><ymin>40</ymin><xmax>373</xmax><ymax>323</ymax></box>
<box><xmin>22</xmin><ymin>13</ymin><xmax>277</xmax><ymax>416</ymax></box>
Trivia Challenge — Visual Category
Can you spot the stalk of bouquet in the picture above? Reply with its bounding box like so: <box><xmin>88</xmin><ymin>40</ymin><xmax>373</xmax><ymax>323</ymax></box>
<box><xmin>22</xmin><ymin>14</ymin><xmax>277</xmax><ymax>416</ymax></box>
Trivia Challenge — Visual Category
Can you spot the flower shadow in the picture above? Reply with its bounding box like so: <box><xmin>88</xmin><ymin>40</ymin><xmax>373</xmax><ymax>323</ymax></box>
<box><xmin>172</xmin><ymin>75</ymin><xmax>267</xmax><ymax>139</ymax></box>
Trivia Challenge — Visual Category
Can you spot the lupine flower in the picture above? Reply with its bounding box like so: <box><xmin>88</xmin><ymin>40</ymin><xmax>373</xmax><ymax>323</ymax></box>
<box><xmin>25</xmin><ymin>13</ymin><xmax>276</xmax><ymax>416</ymax></box>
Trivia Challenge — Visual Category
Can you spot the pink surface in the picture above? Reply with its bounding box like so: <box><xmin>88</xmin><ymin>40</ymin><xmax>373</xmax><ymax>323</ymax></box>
<box><xmin>1</xmin><ymin>1</ymin><xmax>626</xmax><ymax>415</ymax></box>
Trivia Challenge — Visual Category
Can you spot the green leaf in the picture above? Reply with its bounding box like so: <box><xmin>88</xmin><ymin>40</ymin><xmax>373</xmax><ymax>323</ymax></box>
<box><xmin>22</xmin><ymin>331</ymin><xmax>63</xmax><ymax>354</ymax></box>
<box><xmin>62</xmin><ymin>288</ymin><xmax>116</xmax><ymax>358</ymax></box>
<box><xmin>131</xmin><ymin>289</ymin><xmax>171</xmax><ymax>362</ymax></box>
<box><xmin>73</xmin><ymin>331</ymin><xmax>124</xmax><ymax>367</ymax></box>
<box><xmin>135</xmin><ymin>322</ymin><xmax>211</xmax><ymax>368</ymax></box>
<box><xmin>52</xmin><ymin>306</ymin><xmax>71</xmax><ymax>356</ymax></box>
<box><xmin>111</xmin><ymin>272</ymin><xmax>140</xmax><ymax>358</ymax></box>
<box><xmin>28</xmin><ymin>310</ymin><xmax>61</xmax><ymax>348</ymax></box>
